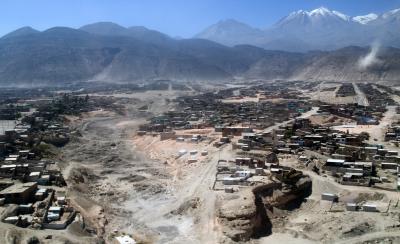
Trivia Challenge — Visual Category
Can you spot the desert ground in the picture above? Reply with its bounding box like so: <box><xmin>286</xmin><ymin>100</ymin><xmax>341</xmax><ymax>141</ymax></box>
<box><xmin>25</xmin><ymin>83</ymin><xmax>400</xmax><ymax>244</ymax></box>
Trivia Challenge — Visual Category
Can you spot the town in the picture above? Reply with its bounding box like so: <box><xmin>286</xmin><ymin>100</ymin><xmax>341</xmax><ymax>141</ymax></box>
<box><xmin>1</xmin><ymin>81</ymin><xmax>400</xmax><ymax>243</ymax></box>
<box><xmin>134</xmin><ymin>81</ymin><xmax>400</xmax><ymax>243</ymax></box>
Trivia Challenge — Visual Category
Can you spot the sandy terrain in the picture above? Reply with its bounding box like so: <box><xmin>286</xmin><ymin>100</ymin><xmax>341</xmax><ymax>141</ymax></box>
<box><xmin>52</xmin><ymin>86</ymin><xmax>400</xmax><ymax>244</ymax></box>
<box><xmin>308</xmin><ymin>114</ymin><xmax>354</xmax><ymax>126</ymax></box>
<box><xmin>308</xmin><ymin>82</ymin><xmax>357</xmax><ymax>105</ymax></box>
<box><xmin>353</xmin><ymin>82</ymin><xmax>369</xmax><ymax>106</ymax></box>
<box><xmin>332</xmin><ymin>106</ymin><xmax>399</xmax><ymax>142</ymax></box>
<box><xmin>58</xmin><ymin>91</ymin><xmax>319</xmax><ymax>243</ymax></box>
<box><xmin>59</xmin><ymin>90</ymin><xmax>232</xmax><ymax>243</ymax></box>
<box><xmin>264</xmin><ymin>156</ymin><xmax>400</xmax><ymax>244</ymax></box>
<box><xmin>220</xmin><ymin>96</ymin><xmax>261</xmax><ymax>104</ymax></box>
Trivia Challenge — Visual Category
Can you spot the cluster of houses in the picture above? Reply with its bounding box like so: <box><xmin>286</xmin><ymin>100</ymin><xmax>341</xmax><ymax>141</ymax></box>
<box><xmin>215</xmin><ymin>153</ymin><xmax>307</xmax><ymax>191</ymax></box>
<box><xmin>318</xmin><ymin>103</ymin><xmax>384</xmax><ymax>125</ymax></box>
<box><xmin>208</xmin><ymin>113</ymin><xmax>397</xmax><ymax>190</ymax></box>
<box><xmin>0</xmin><ymin>104</ymin><xmax>30</xmax><ymax>120</ymax></box>
<box><xmin>0</xmin><ymin>130</ymin><xmax>75</xmax><ymax>229</ymax></box>
<box><xmin>336</xmin><ymin>83</ymin><xmax>356</xmax><ymax>97</ymax></box>
<box><xmin>358</xmin><ymin>83</ymin><xmax>396</xmax><ymax>107</ymax></box>
<box><xmin>321</xmin><ymin>193</ymin><xmax>379</xmax><ymax>212</ymax></box>
<box><xmin>236</xmin><ymin>81</ymin><xmax>311</xmax><ymax>100</ymax></box>
<box><xmin>221</xmin><ymin>116</ymin><xmax>364</xmax><ymax>158</ymax></box>
<box><xmin>385</xmin><ymin>121</ymin><xmax>400</xmax><ymax>142</ymax></box>
<box><xmin>1</xmin><ymin>181</ymin><xmax>77</xmax><ymax>229</ymax></box>
<box><xmin>262</xmin><ymin>114</ymin><xmax>400</xmax><ymax>189</ymax></box>
<box><xmin>0</xmin><ymin>94</ymin><xmax>98</xmax><ymax>230</ymax></box>
<box><xmin>138</xmin><ymin>90</ymin><xmax>312</xmax><ymax>134</ymax></box>
<box><xmin>384</xmin><ymin>121</ymin><xmax>400</xmax><ymax>190</ymax></box>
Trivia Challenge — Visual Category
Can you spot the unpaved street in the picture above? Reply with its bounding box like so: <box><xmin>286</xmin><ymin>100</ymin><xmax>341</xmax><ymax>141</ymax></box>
<box><xmin>353</xmin><ymin>82</ymin><xmax>369</xmax><ymax>106</ymax></box>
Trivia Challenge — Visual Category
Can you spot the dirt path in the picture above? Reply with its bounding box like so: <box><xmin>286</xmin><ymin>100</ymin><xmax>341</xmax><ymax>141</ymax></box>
<box><xmin>353</xmin><ymin>82</ymin><xmax>369</xmax><ymax>106</ymax></box>
<box><xmin>371</xmin><ymin>105</ymin><xmax>398</xmax><ymax>142</ymax></box>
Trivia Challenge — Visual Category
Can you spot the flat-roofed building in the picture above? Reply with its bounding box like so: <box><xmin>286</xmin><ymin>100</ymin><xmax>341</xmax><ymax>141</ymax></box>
<box><xmin>346</xmin><ymin>203</ymin><xmax>357</xmax><ymax>211</ymax></box>
<box><xmin>325</xmin><ymin>158</ymin><xmax>345</xmax><ymax>167</ymax></box>
<box><xmin>381</xmin><ymin>162</ymin><xmax>398</xmax><ymax>170</ymax></box>
<box><xmin>362</xmin><ymin>203</ymin><xmax>377</xmax><ymax>212</ymax></box>
<box><xmin>321</xmin><ymin>193</ymin><xmax>338</xmax><ymax>202</ymax></box>
<box><xmin>0</xmin><ymin>182</ymin><xmax>37</xmax><ymax>204</ymax></box>
<box><xmin>114</xmin><ymin>235</ymin><xmax>136</xmax><ymax>244</ymax></box>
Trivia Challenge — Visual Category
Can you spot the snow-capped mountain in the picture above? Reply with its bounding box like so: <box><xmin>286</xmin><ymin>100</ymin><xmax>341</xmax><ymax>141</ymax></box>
<box><xmin>273</xmin><ymin>7</ymin><xmax>355</xmax><ymax>35</ymax></box>
<box><xmin>352</xmin><ymin>13</ymin><xmax>378</xmax><ymax>24</ymax></box>
<box><xmin>382</xmin><ymin>8</ymin><xmax>400</xmax><ymax>19</ymax></box>
<box><xmin>195</xmin><ymin>7</ymin><xmax>400</xmax><ymax>52</ymax></box>
<box><xmin>265</xmin><ymin>7</ymin><xmax>364</xmax><ymax>51</ymax></box>
<box><xmin>277</xmin><ymin>7</ymin><xmax>350</xmax><ymax>25</ymax></box>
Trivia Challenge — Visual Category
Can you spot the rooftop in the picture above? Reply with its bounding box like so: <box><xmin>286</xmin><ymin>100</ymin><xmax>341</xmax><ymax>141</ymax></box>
<box><xmin>0</xmin><ymin>182</ymin><xmax>37</xmax><ymax>195</ymax></box>
<box><xmin>115</xmin><ymin>235</ymin><xmax>136</xmax><ymax>244</ymax></box>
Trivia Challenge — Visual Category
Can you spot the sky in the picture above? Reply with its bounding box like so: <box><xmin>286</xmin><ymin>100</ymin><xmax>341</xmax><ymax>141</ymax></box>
<box><xmin>1</xmin><ymin>0</ymin><xmax>400</xmax><ymax>38</ymax></box>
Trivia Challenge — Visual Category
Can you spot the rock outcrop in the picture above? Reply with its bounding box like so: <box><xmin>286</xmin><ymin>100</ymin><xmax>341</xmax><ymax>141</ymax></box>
<box><xmin>217</xmin><ymin>169</ymin><xmax>312</xmax><ymax>242</ymax></box>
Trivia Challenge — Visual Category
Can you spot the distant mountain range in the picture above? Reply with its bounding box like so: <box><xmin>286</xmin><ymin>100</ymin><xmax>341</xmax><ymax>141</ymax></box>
<box><xmin>1</xmin><ymin>19</ymin><xmax>400</xmax><ymax>86</ymax></box>
<box><xmin>196</xmin><ymin>7</ymin><xmax>400</xmax><ymax>52</ymax></box>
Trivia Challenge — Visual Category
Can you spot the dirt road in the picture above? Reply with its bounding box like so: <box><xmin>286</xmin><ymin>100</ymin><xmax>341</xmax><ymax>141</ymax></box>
<box><xmin>353</xmin><ymin>82</ymin><xmax>369</xmax><ymax>106</ymax></box>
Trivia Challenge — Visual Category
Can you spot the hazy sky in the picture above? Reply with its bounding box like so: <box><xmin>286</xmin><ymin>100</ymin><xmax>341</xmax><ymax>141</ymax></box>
<box><xmin>1</xmin><ymin>0</ymin><xmax>400</xmax><ymax>37</ymax></box>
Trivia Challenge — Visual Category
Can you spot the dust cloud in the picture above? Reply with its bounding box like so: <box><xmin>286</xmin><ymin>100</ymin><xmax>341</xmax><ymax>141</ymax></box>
<box><xmin>358</xmin><ymin>41</ymin><xmax>382</xmax><ymax>70</ymax></box>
